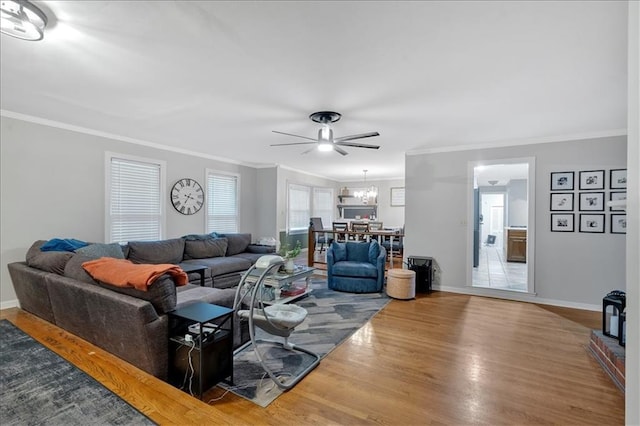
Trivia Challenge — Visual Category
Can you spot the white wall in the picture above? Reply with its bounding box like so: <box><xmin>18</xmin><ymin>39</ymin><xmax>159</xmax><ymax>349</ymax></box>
<box><xmin>0</xmin><ymin>117</ymin><xmax>259</xmax><ymax>307</ymax></box>
<box><xmin>405</xmin><ymin>135</ymin><xmax>626</xmax><ymax>308</ymax></box>
<box><xmin>507</xmin><ymin>179</ymin><xmax>528</xmax><ymax>226</ymax></box>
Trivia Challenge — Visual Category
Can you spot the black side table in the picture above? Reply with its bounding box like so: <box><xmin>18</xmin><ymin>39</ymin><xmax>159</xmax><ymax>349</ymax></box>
<box><xmin>179</xmin><ymin>264</ymin><xmax>208</xmax><ymax>286</ymax></box>
<box><xmin>168</xmin><ymin>302</ymin><xmax>233</xmax><ymax>399</ymax></box>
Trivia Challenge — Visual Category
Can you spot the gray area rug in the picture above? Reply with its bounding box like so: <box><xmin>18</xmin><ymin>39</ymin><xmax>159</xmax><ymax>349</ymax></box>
<box><xmin>220</xmin><ymin>280</ymin><xmax>390</xmax><ymax>407</ymax></box>
<box><xmin>0</xmin><ymin>320</ymin><xmax>155</xmax><ymax>425</ymax></box>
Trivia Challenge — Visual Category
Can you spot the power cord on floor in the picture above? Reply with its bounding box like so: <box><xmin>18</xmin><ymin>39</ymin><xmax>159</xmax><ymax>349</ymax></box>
<box><xmin>179</xmin><ymin>340</ymin><xmax>196</xmax><ymax>397</ymax></box>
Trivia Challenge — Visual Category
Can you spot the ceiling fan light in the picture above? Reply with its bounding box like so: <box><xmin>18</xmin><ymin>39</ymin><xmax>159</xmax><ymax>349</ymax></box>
<box><xmin>318</xmin><ymin>143</ymin><xmax>333</xmax><ymax>152</ymax></box>
<box><xmin>0</xmin><ymin>0</ymin><xmax>47</xmax><ymax>41</ymax></box>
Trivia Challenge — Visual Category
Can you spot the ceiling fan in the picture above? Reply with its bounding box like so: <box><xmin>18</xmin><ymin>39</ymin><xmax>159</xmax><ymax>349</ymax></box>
<box><xmin>271</xmin><ymin>111</ymin><xmax>380</xmax><ymax>156</ymax></box>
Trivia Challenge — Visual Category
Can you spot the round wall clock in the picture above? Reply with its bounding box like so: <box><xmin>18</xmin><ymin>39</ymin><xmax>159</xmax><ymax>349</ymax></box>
<box><xmin>171</xmin><ymin>178</ymin><xmax>204</xmax><ymax>215</ymax></box>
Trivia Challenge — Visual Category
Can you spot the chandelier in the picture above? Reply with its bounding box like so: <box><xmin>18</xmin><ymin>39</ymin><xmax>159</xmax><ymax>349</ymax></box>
<box><xmin>353</xmin><ymin>170</ymin><xmax>378</xmax><ymax>203</ymax></box>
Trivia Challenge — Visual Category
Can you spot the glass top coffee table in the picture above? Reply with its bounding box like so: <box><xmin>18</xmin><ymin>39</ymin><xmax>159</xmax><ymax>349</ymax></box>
<box><xmin>246</xmin><ymin>264</ymin><xmax>315</xmax><ymax>305</ymax></box>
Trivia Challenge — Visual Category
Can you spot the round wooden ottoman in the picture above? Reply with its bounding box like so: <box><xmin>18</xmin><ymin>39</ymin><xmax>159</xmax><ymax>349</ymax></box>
<box><xmin>386</xmin><ymin>269</ymin><xmax>416</xmax><ymax>300</ymax></box>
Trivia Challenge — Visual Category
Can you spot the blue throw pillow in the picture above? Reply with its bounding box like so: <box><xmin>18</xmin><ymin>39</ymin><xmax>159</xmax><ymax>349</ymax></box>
<box><xmin>332</xmin><ymin>242</ymin><xmax>347</xmax><ymax>262</ymax></box>
<box><xmin>347</xmin><ymin>242</ymin><xmax>370</xmax><ymax>263</ymax></box>
<box><xmin>368</xmin><ymin>240</ymin><xmax>380</xmax><ymax>264</ymax></box>
<box><xmin>40</xmin><ymin>238</ymin><xmax>88</xmax><ymax>252</ymax></box>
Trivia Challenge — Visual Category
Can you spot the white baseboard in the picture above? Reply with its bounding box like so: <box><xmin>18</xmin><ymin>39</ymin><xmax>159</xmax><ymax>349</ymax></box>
<box><xmin>0</xmin><ymin>299</ymin><xmax>20</xmax><ymax>310</ymax></box>
<box><xmin>434</xmin><ymin>285</ymin><xmax>600</xmax><ymax>312</ymax></box>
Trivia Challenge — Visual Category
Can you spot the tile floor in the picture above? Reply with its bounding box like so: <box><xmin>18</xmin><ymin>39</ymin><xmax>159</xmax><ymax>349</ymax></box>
<box><xmin>473</xmin><ymin>245</ymin><xmax>527</xmax><ymax>291</ymax></box>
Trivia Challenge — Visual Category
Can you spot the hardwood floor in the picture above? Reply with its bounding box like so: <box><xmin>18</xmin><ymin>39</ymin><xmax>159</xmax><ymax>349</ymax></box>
<box><xmin>1</xmin><ymin>291</ymin><xmax>624</xmax><ymax>425</ymax></box>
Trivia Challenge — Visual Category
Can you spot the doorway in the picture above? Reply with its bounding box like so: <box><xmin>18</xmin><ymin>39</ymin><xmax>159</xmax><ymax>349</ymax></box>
<box><xmin>469</xmin><ymin>159</ymin><xmax>535</xmax><ymax>294</ymax></box>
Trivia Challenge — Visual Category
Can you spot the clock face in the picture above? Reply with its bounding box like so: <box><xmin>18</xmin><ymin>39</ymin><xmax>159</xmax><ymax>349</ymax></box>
<box><xmin>171</xmin><ymin>178</ymin><xmax>204</xmax><ymax>215</ymax></box>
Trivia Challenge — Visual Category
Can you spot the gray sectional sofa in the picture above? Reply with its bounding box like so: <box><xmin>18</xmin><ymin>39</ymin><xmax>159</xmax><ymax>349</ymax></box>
<box><xmin>7</xmin><ymin>233</ymin><xmax>275</xmax><ymax>381</ymax></box>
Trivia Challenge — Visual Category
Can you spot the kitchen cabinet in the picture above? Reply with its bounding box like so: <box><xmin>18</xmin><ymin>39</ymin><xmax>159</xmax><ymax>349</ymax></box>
<box><xmin>505</xmin><ymin>228</ymin><xmax>527</xmax><ymax>263</ymax></box>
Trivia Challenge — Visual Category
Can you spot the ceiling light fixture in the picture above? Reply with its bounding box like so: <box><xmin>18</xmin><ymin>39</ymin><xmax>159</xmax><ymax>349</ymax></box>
<box><xmin>1</xmin><ymin>0</ymin><xmax>47</xmax><ymax>41</ymax></box>
<box><xmin>354</xmin><ymin>170</ymin><xmax>378</xmax><ymax>202</ymax></box>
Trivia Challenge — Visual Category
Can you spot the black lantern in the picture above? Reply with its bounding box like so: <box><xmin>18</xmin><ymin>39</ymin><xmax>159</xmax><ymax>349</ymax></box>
<box><xmin>619</xmin><ymin>310</ymin><xmax>626</xmax><ymax>347</ymax></box>
<box><xmin>602</xmin><ymin>290</ymin><xmax>626</xmax><ymax>338</ymax></box>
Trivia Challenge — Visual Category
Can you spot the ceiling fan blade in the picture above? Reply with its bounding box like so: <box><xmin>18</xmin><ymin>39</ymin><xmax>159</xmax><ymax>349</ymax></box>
<box><xmin>334</xmin><ymin>132</ymin><xmax>380</xmax><ymax>142</ymax></box>
<box><xmin>335</xmin><ymin>141</ymin><xmax>380</xmax><ymax>149</ymax></box>
<box><xmin>270</xmin><ymin>142</ymin><xmax>318</xmax><ymax>146</ymax></box>
<box><xmin>301</xmin><ymin>146</ymin><xmax>316</xmax><ymax>155</ymax></box>
<box><xmin>272</xmin><ymin>130</ymin><xmax>318</xmax><ymax>142</ymax></box>
<box><xmin>333</xmin><ymin>145</ymin><xmax>349</xmax><ymax>156</ymax></box>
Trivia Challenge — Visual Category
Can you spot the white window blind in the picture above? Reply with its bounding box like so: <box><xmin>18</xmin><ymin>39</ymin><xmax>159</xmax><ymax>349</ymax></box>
<box><xmin>206</xmin><ymin>172</ymin><xmax>239</xmax><ymax>234</ymax></box>
<box><xmin>312</xmin><ymin>187</ymin><xmax>334</xmax><ymax>227</ymax></box>
<box><xmin>288</xmin><ymin>184</ymin><xmax>310</xmax><ymax>233</ymax></box>
<box><xmin>108</xmin><ymin>156</ymin><xmax>163</xmax><ymax>243</ymax></box>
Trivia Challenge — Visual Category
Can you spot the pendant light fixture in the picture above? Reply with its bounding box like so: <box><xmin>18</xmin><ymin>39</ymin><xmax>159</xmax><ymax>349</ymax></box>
<box><xmin>1</xmin><ymin>0</ymin><xmax>48</xmax><ymax>41</ymax></box>
<box><xmin>354</xmin><ymin>170</ymin><xmax>378</xmax><ymax>202</ymax></box>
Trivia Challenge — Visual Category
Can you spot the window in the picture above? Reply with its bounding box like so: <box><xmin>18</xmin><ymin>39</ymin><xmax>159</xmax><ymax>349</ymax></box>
<box><xmin>206</xmin><ymin>170</ymin><xmax>239</xmax><ymax>234</ymax></box>
<box><xmin>106</xmin><ymin>153</ymin><xmax>165</xmax><ymax>243</ymax></box>
<box><xmin>313</xmin><ymin>187</ymin><xmax>334</xmax><ymax>227</ymax></box>
<box><xmin>287</xmin><ymin>184</ymin><xmax>311</xmax><ymax>234</ymax></box>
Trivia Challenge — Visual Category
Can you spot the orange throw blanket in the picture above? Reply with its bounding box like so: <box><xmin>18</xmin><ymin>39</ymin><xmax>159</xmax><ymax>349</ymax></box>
<box><xmin>82</xmin><ymin>258</ymin><xmax>189</xmax><ymax>291</ymax></box>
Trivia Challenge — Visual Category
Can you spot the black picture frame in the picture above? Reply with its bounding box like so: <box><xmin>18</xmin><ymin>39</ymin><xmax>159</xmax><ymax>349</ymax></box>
<box><xmin>550</xmin><ymin>193</ymin><xmax>574</xmax><ymax>211</ymax></box>
<box><xmin>611</xmin><ymin>214</ymin><xmax>627</xmax><ymax>234</ymax></box>
<box><xmin>579</xmin><ymin>192</ymin><xmax>605</xmax><ymax>211</ymax></box>
<box><xmin>579</xmin><ymin>170</ymin><xmax>605</xmax><ymax>190</ymax></box>
<box><xmin>551</xmin><ymin>213</ymin><xmax>574</xmax><ymax>232</ymax></box>
<box><xmin>609</xmin><ymin>192</ymin><xmax>627</xmax><ymax>211</ymax></box>
<box><xmin>550</xmin><ymin>171</ymin><xmax>574</xmax><ymax>191</ymax></box>
<box><xmin>579</xmin><ymin>214</ymin><xmax>605</xmax><ymax>233</ymax></box>
<box><xmin>610</xmin><ymin>169</ymin><xmax>627</xmax><ymax>189</ymax></box>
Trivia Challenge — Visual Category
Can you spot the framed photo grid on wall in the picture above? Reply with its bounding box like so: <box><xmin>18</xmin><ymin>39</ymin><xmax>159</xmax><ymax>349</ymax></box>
<box><xmin>551</xmin><ymin>213</ymin><xmax>574</xmax><ymax>232</ymax></box>
<box><xmin>579</xmin><ymin>214</ymin><xmax>605</xmax><ymax>233</ymax></box>
<box><xmin>579</xmin><ymin>192</ymin><xmax>604</xmax><ymax>211</ymax></box>
<box><xmin>610</xmin><ymin>169</ymin><xmax>627</xmax><ymax>189</ymax></box>
<box><xmin>611</xmin><ymin>214</ymin><xmax>627</xmax><ymax>234</ymax></box>
<box><xmin>579</xmin><ymin>170</ymin><xmax>605</xmax><ymax>190</ymax></box>
<box><xmin>550</xmin><ymin>169</ymin><xmax>626</xmax><ymax>234</ymax></box>
<box><xmin>550</xmin><ymin>193</ymin><xmax>574</xmax><ymax>211</ymax></box>
<box><xmin>550</xmin><ymin>171</ymin><xmax>574</xmax><ymax>191</ymax></box>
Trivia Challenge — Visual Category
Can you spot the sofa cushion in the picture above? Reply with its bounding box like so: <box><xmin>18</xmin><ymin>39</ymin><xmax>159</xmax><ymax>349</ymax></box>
<box><xmin>176</xmin><ymin>285</ymin><xmax>236</xmax><ymax>310</ymax></box>
<box><xmin>347</xmin><ymin>242</ymin><xmax>370</xmax><ymax>263</ymax></box>
<box><xmin>332</xmin><ymin>242</ymin><xmax>347</xmax><ymax>262</ymax></box>
<box><xmin>368</xmin><ymin>241</ymin><xmax>380</xmax><ymax>264</ymax></box>
<box><xmin>222</xmin><ymin>233</ymin><xmax>251</xmax><ymax>256</ymax></box>
<box><xmin>245</xmin><ymin>244</ymin><xmax>276</xmax><ymax>254</ymax></box>
<box><xmin>76</xmin><ymin>243</ymin><xmax>125</xmax><ymax>260</ymax></box>
<box><xmin>64</xmin><ymin>254</ymin><xmax>178</xmax><ymax>314</ymax></box>
<box><xmin>127</xmin><ymin>238</ymin><xmax>185</xmax><ymax>264</ymax></box>
<box><xmin>332</xmin><ymin>261</ymin><xmax>379</xmax><ymax>278</ymax></box>
<box><xmin>26</xmin><ymin>240</ymin><xmax>74</xmax><ymax>275</ymax></box>
<box><xmin>232</xmin><ymin>252</ymin><xmax>267</xmax><ymax>264</ymax></box>
<box><xmin>64</xmin><ymin>254</ymin><xmax>98</xmax><ymax>284</ymax></box>
<box><xmin>183</xmin><ymin>237</ymin><xmax>228</xmax><ymax>260</ymax></box>
<box><xmin>190</xmin><ymin>256</ymin><xmax>251</xmax><ymax>277</ymax></box>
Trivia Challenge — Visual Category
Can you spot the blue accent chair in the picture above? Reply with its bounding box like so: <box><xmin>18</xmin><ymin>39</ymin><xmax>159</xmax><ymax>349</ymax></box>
<box><xmin>327</xmin><ymin>240</ymin><xmax>386</xmax><ymax>293</ymax></box>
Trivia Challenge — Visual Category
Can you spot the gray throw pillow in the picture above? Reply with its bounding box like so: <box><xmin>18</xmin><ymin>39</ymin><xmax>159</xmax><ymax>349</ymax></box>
<box><xmin>63</xmin><ymin>254</ymin><xmax>98</xmax><ymax>284</ymax></box>
<box><xmin>76</xmin><ymin>243</ymin><xmax>125</xmax><ymax>260</ymax></box>
<box><xmin>25</xmin><ymin>240</ymin><xmax>74</xmax><ymax>275</ymax></box>
<box><xmin>127</xmin><ymin>238</ymin><xmax>185</xmax><ymax>264</ymax></box>
<box><xmin>183</xmin><ymin>238</ymin><xmax>228</xmax><ymax>259</ymax></box>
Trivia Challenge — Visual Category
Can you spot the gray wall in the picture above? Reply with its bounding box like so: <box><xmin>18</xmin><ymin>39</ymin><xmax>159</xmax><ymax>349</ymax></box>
<box><xmin>507</xmin><ymin>179</ymin><xmax>528</xmax><ymax>226</ymax></box>
<box><xmin>405</xmin><ymin>135</ymin><xmax>626</xmax><ymax>308</ymax></box>
<box><xmin>255</xmin><ymin>167</ymin><xmax>278</xmax><ymax>241</ymax></box>
<box><xmin>0</xmin><ymin>117</ymin><xmax>259</xmax><ymax>306</ymax></box>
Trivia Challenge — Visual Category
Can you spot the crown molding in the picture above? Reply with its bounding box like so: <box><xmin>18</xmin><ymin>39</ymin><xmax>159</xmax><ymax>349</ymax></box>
<box><xmin>0</xmin><ymin>110</ymin><xmax>256</xmax><ymax>168</ymax></box>
<box><xmin>406</xmin><ymin>129</ymin><xmax>627</xmax><ymax>156</ymax></box>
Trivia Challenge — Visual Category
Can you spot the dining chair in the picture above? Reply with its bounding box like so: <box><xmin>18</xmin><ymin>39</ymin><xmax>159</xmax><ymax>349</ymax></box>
<box><xmin>332</xmin><ymin>222</ymin><xmax>349</xmax><ymax>242</ymax></box>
